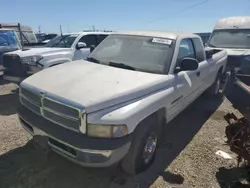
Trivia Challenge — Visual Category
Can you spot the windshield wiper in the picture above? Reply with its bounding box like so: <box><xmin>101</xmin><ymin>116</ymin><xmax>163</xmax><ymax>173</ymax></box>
<box><xmin>86</xmin><ymin>57</ymin><xmax>100</xmax><ymax>63</ymax></box>
<box><xmin>208</xmin><ymin>44</ymin><xmax>216</xmax><ymax>47</ymax></box>
<box><xmin>109</xmin><ymin>62</ymin><xmax>136</xmax><ymax>71</ymax></box>
<box><xmin>52</xmin><ymin>36</ymin><xmax>66</xmax><ymax>47</ymax></box>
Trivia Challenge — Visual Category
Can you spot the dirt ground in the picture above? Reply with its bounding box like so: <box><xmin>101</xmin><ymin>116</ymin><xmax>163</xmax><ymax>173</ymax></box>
<box><xmin>0</xmin><ymin>82</ymin><xmax>249</xmax><ymax>188</ymax></box>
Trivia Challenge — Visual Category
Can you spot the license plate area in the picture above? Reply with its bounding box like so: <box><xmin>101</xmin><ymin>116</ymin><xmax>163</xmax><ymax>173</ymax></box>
<box><xmin>48</xmin><ymin>138</ymin><xmax>77</xmax><ymax>158</ymax></box>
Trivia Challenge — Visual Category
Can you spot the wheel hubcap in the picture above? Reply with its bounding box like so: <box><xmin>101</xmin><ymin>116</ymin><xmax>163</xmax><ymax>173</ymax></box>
<box><xmin>142</xmin><ymin>132</ymin><xmax>157</xmax><ymax>164</ymax></box>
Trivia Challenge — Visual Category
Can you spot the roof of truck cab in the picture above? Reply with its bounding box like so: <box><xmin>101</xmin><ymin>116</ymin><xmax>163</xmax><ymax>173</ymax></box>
<box><xmin>214</xmin><ymin>16</ymin><xmax>250</xmax><ymax>30</ymax></box>
<box><xmin>0</xmin><ymin>28</ymin><xmax>16</xmax><ymax>31</ymax></box>
<box><xmin>63</xmin><ymin>31</ymin><xmax>112</xmax><ymax>35</ymax></box>
<box><xmin>113</xmin><ymin>30</ymin><xmax>199</xmax><ymax>40</ymax></box>
<box><xmin>0</xmin><ymin>23</ymin><xmax>33</xmax><ymax>31</ymax></box>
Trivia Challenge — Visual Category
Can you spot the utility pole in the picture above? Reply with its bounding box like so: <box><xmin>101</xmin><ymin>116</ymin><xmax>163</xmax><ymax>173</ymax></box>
<box><xmin>38</xmin><ymin>25</ymin><xmax>41</xmax><ymax>34</ymax></box>
<box><xmin>92</xmin><ymin>25</ymin><xmax>95</xmax><ymax>31</ymax></box>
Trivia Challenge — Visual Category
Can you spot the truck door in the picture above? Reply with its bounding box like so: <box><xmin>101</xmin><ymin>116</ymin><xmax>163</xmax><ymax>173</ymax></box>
<box><xmin>175</xmin><ymin>39</ymin><xmax>202</xmax><ymax>109</ymax></box>
<box><xmin>73</xmin><ymin>34</ymin><xmax>98</xmax><ymax>60</ymax></box>
<box><xmin>192</xmin><ymin>38</ymin><xmax>210</xmax><ymax>92</ymax></box>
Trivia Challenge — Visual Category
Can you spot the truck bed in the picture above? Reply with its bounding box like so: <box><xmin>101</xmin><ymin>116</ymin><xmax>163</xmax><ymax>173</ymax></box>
<box><xmin>205</xmin><ymin>48</ymin><xmax>222</xmax><ymax>59</ymax></box>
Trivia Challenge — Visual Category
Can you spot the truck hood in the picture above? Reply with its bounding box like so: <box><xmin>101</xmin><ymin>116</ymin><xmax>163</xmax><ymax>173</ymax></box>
<box><xmin>207</xmin><ymin>47</ymin><xmax>250</xmax><ymax>56</ymax></box>
<box><xmin>22</xmin><ymin>60</ymin><xmax>172</xmax><ymax>113</ymax></box>
<box><xmin>224</xmin><ymin>49</ymin><xmax>250</xmax><ymax>56</ymax></box>
<box><xmin>5</xmin><ymin>47</ymin><xmax>71</xmax><ymax>58</ymax></box>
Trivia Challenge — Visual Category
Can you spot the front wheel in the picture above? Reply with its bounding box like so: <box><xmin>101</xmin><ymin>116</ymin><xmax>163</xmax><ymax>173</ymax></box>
<box><xmin>120</xmin><ymin>116</ymin><xmax>159</xmax><ymax>175</ymax></box>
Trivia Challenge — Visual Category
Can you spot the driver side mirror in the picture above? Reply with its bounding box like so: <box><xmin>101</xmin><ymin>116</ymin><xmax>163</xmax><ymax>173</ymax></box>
<box><xmin>180</xmin><ymin>58</ymin><xmax>199</xmax><ymax>71</ymax></box>
<box><xmin>76</xmin><ymin>42</ymin><xmax>87</xmax><ymax>49</ymax></box>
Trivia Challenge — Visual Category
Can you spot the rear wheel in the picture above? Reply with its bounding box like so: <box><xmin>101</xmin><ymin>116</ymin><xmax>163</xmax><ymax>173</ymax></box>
<box><xmin>205</xmin><ymin>72</ymin><xmax>222</xmax><ymax>97</ymax></box>
<box><xmin>120</xmin><ymin>116</ymin><xmax>160</xmax><ymax>175</ymax></box>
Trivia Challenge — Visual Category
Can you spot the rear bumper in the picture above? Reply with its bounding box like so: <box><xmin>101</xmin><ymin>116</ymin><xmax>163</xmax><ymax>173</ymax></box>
<box><xmin>18</xmin><ymin>105</ymin><xmax>132</xmax><ymax>167</ymax></box>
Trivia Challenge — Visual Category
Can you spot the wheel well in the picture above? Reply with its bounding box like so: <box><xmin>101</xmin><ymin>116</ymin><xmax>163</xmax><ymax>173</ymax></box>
<box><xmin>49</xmin><ymin>63</ymin><xmax>62</xmax><ymax>67</ymax></box>
<box><xmin>218</xmin><ymin>66</ymin><xmax>224</xmax><ymax>74</ymax></box>
<box><xmin>139</xmin><ymin>108</ymin><xmax>166</xmax><ymax>129</ymax></box>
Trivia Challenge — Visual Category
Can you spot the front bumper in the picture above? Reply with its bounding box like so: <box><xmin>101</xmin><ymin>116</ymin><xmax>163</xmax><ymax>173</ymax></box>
<box><xmin>3</xmin><ymin>75</ymin><xmax>23</xmax><ymax>83</ymax></box>
<box><xmin>3</xmin><ymin>68</ymin><xmax>39</xmax><ymax>83</ymax></box>
<box><xmin>18</xmin><ymin>105</ymin><xmax>132</xmax><ymax>167</ymax></box>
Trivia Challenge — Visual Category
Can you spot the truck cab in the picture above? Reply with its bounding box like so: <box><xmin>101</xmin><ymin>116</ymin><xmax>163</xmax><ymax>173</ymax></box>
<box><xmin>206</xmin><ymin>16</ymin><xmax>250</xmax><ymax>69</ymax></box>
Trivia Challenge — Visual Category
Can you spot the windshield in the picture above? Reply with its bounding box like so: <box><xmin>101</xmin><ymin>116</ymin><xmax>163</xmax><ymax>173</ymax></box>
<box><xmin>44</xmin><ymin>34</ymin><xmax>78</xmax><ymax>48</ymax></box>
<box><xmin>0</xmin><ymin>30</ymin><xmax>21</xmax><ymax>49</ymax></box>
<box><xmin>208</xmin><ymin>29</ymin><xmax>250</xmax><ymax>49</ymax></box>
<box><xmin>88</xmin><ymin>35</ymin><xmax>175</xmax><ymax>74</ymax></box>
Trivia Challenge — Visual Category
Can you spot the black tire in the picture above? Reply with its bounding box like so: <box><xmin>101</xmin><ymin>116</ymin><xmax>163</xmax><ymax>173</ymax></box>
<box><xmin>120</xmin><ymin>115</ymin><xmax>160</xmax><ymax>175</ymax></box>
<box><xmin>205</xmin><ymin>72</ymin><xmax>223</xmax><ymax>97</ymax></box>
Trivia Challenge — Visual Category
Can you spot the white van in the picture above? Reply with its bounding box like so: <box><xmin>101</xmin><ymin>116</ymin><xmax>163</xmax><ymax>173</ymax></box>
<box><xmin>207</xmin><ymin>16</ymin><xmax>250</xmax><ymax>69</ymax></box>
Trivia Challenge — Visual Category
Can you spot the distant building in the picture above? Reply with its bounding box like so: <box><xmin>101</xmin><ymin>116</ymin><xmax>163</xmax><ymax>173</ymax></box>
<box><xmin>195</xmin><ymin>32</ymin><xmax>211</xmax><ymax>44</ymax></box>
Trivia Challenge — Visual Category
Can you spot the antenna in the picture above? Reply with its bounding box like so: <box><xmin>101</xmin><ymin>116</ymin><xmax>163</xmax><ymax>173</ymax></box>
<box><xmin>60</xmin><ymin>25</ymin><xmax>63</xmax><ymax>36</ymax></box>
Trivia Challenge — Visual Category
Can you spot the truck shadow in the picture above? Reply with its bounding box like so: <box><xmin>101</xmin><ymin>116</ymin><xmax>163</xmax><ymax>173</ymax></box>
<box><xmin>0</xmin><ymin>92</ymin><xmax>18</xmax><ymax>115</ymax></box>
<box><xmin>216</xmin><ymin>166</ymin><xmax>250</xmax><ymax>188</ymax></box>
<box><xmin>0</xmin><ymin>96</ymin><xmax>223</xmax><ymax>188</ymax></box>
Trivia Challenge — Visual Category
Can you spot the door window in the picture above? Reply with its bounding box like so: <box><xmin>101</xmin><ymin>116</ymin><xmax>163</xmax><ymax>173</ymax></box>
<box><xmin>79</xmin><ymin>35</ymin><xmax>97</xmax><ymax>47</ymax></box>
<box><xmin>192</xmin><ymin>38</ymin><xmax>205</xmax><ymax>62</ymax></box>
<box><xmin>177</xmin><ymin>39</ymin><xmax>195</xmax><ymax>63</ymax></box>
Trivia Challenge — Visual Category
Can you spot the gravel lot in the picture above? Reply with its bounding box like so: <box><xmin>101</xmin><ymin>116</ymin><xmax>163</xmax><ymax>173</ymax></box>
<box><xmin>0</xmin><ymin>82</ymin><xmax>249</xmax><ymax>188</ymax></box>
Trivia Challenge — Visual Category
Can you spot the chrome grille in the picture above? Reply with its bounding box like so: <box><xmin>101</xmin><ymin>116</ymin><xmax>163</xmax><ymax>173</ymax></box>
<box><xmin>19</xmin><ymin>86</ymin><xmax>84</xmax><ymax>132</ymax></box>
<box><xmin>3</xmin><ymin>54</ymin><xmax>21</xmax><ymax>69</ymax></box>
<box><xmin>20</xmin><ymin>96</ymin><xmax>41</xmax><ymax>115</ymax></box>
<box><xmin>43</xmin><ymin>98</ymin><xmax>79</xmax><ymax>119</ymax></box>
<box><xmin>43</xmin><ymin>109</ymin><xmax>79</xmax><ymax>131</ymax></box>
<box><xmin>20</xmin><ymin>87</ymin><xmax>41</xmax><ymax>105</ymax></box>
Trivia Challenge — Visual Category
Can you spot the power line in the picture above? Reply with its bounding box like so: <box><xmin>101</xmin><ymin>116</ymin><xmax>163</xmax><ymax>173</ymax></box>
<box><xmin>145</xmin><ymin>0</ymin><xmax>211</xmax><ymax>25</ymax></box>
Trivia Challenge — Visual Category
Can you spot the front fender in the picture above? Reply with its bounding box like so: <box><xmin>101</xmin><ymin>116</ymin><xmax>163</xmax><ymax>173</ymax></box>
<box><xmin>87</xmin><ymin>87</ymin><xmax>174</xmax><ymax>134</ymax></box>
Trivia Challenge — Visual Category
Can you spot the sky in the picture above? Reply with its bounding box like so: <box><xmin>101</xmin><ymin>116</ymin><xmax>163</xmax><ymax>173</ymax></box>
<box><xmin>1</xmin><ymin>0</ymin><xmax>249</xmax><ymax>34</ymax></box>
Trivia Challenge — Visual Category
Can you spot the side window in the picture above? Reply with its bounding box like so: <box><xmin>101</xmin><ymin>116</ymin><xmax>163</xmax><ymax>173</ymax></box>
<box><xmin>97</xmin><ymin>34</ymin><xmax>108</xmax><ymax>44</ymax></box>
<box><xmin>192</xmin><ymin>38</ymin><xmax>205</xmax><ymax>62</ymax></box>
<box><xmin>177</xmin><ymin>39</ymin><xmax>195</xmax><ymax>65</ymax></box>
<box><xmin>79</xmin><ymin>35</ymin><xmax>97</xmax><ymax>47</ymax></box>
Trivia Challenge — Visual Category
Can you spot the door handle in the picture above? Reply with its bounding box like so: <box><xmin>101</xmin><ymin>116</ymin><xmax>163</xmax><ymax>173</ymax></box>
<box><xmin>196</xmin><ymin>71</ymin><xmax>200</xmax><ymax>77</ymax></box>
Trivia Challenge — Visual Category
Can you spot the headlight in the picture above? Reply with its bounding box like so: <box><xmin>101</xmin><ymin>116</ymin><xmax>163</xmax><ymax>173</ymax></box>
<box><xmin>87</xmin><ymin>124</ymin><xmax>128</xmax><ymax>138</ymax></box>
<box><xmin>21</xmin><ymin>55</ymin><xmax>43</xmax><ymax>66</ymax></box>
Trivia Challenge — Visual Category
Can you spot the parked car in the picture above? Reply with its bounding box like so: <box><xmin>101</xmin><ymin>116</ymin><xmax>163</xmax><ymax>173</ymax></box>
<box><xmin>0</xmin><ymin>29</ymin><xmax>21</xmax><ymax>70</ymax></box>
<box><xmin>18</xmin><ymin>30</ymin><xmax>227</xmax><ymax>175</ymax></box>
<box><xmin>2</xmin><ymin>31</ymin><xmax>110</xmax><ymax>83</ymax></box>
<box><xmin>206</xmin><ymin>16</ymin><xmax>250</xmax><ymax>70</ymax></box>
<box><xmin>41</xmin><ymin>34</ymin><xmax>58</xmax><ymax>44</ymax></box>
<box><xmin>36</xmin><ymin>33</ymin><xmax>58</xmax><ymax>44</ymax></box>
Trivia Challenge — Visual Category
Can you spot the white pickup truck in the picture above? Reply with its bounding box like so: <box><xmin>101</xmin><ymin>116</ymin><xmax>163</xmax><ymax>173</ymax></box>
<box><xmin>18</xmin><ymin>31</ymin><xmax>227</xmax><ymax>175</ymax></box>
<box><xmin>2</xmin><ymin>31</ymin><xmax>109</xmax><ymax>82</ymax></box>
